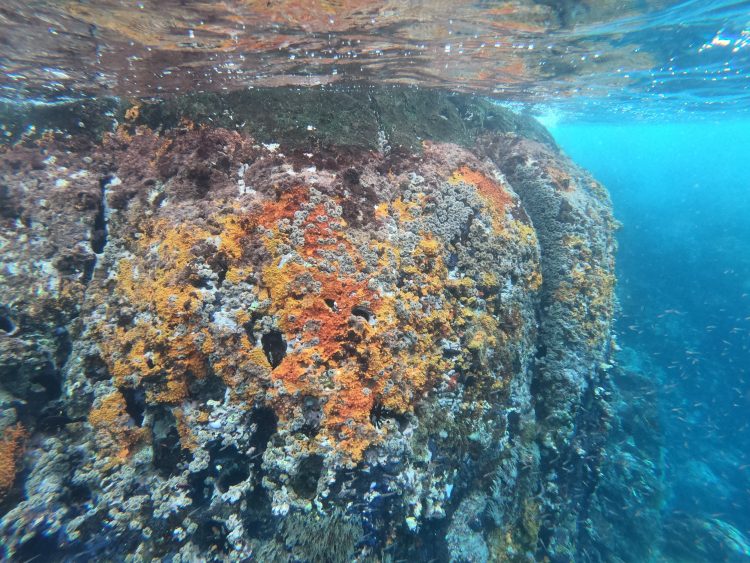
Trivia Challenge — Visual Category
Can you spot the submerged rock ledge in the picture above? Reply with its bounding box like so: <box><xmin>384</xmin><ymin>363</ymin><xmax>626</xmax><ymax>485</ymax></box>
<box><xmin>0</xmin><ymin>88</ymin><xmax>617</xmax><ymax>562</ymax></box>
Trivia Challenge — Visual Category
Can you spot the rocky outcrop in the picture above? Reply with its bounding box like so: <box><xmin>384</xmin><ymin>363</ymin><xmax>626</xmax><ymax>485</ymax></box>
<box><xmin>0</xmin><ymin>87</ymin><xmax>617</xmax><ymax>562</ymax></box>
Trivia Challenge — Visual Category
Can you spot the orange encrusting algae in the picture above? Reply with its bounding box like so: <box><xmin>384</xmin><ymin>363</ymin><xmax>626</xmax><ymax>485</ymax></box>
<box><xmin>0</xmin><ymin>423</ymin><xmax>26</xmax><ymax>499</ymax></box>
<box><xmin>99</xmin><ymin>177</ymin><xmax>521</xmax><ymax>463</ymax></box>
<box><xmin>449</xmin><ymin>166</ymin><xmax>515</xmax><ymax>231</ymax></box>
<box><xmin>544</xmin><ymin>164</ymin><xmax>575</xmax><ymax>192</ymax></box>
<box><xmin>89</xmin><ymin>390</ymin><xmax>145</xmax><ymax>466</ymax></box>
<box><xmin>254</xmin><ymin>190</ymin><xmax>460</xmax><ymax>462</ymax></box>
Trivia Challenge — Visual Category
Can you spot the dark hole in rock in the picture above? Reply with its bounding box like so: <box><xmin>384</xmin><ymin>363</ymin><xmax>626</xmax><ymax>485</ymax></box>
<box><xmin>188</xmin><ymin>468</ymin><xmax>212</xmax><ymax>508</ymax></box>
<box><xmin>58</xmin><ymin>246</ymin><xmax>97</xmax><ymax>287</ymax></box>
<box><xmin>0</xmin><ymin>313</ymin><xmax>16</xmax><ymax>334</ymax></box>
<box><xmin>206</xmin><ymin>442</ymin><xmax>250</xmax><ymax>493</ymax></box>
<box><xmin>442</xmin><ymin>342</ymin><xmax>462</xmax><ymax>359</ymax></box>
<box><xmin>54</xmin><ymin>326</ymin><xmax>73</xmax><ymax>368</ymax></box>
<box><xmin>188</xmin><ymin>371</ymin><xmax>227</xmax><ymax>402</ymax></box>
<box><xmin>63</xmin><ymin>454</ymin><xmax>93</xmax><ymax>508</ymax></box>
<box><xmin>195</xmin><ymin>519</ymin><xmax>229</xmax><ymax>554</ymax></box>
<box><xmin>81</xmin><ymin>257</ymin><xmax>96</xmax><ymax>285</ymax></box>
<box><xmin>189</xmin><ymin>276</ymin><xmax>211</xmax><ymax>289</ymax></box>
<box><xmin>13</xmin><ymin>533</ymin><xmax>59</xmax><ymax>563</ymax></box>
<box><xmin>0</xmin><ymin>473</ymin><xmax>24</xmax><ymax>518</ymax></box>
<box><xmin>343</xmin><ymin>167</ymin><xmax>361</xmax><ymax>185</ymax></box>
<box><xmin>291</xmin><ymin>454</ymin><xmax>324</xmax><ymax>499</ymax></box>
<box><xmin>341</xmin><ymin>198</ymin><xmax>364</xmax><ymax>227</ymax></box>
<box><xmin>213</xmin><ymin>256</ymin><xmax>229</xmax><ymax>285</ymax></box>
<box><xmin>122</xmin><ymin>387</ymin><xmax>146</xmax><ymax>426</ymax></box>
<box><xmin>83</xmin><ymin>351</ymin><xmax>109</xmax><ymax>381</ymax></box>
<box><xmin>0</xmin><ymin>184</ymin><xmax>19</xmax><ymax>220</ymax></box>
<box><xmin>241</xmin><ymin>310</ymin><xmax>263</xmax><ymax>343</ymax></box>
<box><xmin>511</xmin><ymin>354</ymin><xmax>522</xmax><ymax>374</ymax></box>
<box><xmin>261</xmin><ymin>329</ymin><xmax>286</xmax><ymax>368</ymax></box>
<box><xmin>327</xmin><ymin>466</ymin><xmax>397</xmax><ymax>530</ymax></box>
<box><xmin>187</xmin><ymin>166</ymin><xmax>212</xmax><ymax>197</ymax></box>
<box><xmin>468</xmin><ymin>515</ymin><xmax>484</xmax><ymax>532</ymax></box>
<box><xmin>248</xmin><ymin>406</ymin><xmax>278</xmax><ymax>471</ymax></box>
<box><xmin>301</xmin><ymin>395</ymin><xmax>322</xmax><ymax>436</ymax></box>
<box><xmin>29</xmin><ymin>361</ymin><xmax>61</xmax><ymax>405</ymax></box>
<box><xmin>188</xmin><ymin>414</ymin><xmax>275</xmax><ymax>511</ymax></box>
<box><xmin>535</xmin><ymin>342</ymin><xmax>548</xmax><ymax>359</ymax></box>
<box><xmin>150</xmin><ymin>191</ymin><xmax>167</xmax><ymax>209</ymax></box>
<box><xmin>242</xmin><ymin>485</ymin><xmax>275</xmax><ymax>540</ymax></box>
<box><xmin>324</xmin><ymin>298</ymin><xmax>338</xmax><ymax>312</ymax></box>
<box><xmin>328</xmin><ymin>467</ymin><xmax>367</xmax><ymax>504</ymax></box>
<box><xmin>216</xmin><ymin>154</ymin><xmax>232</xmax><ymax>174</ymax></box>
<box><xmin>152</xmin><ymin>409</ymin><xmax>188</xmax><ymax>476</ymax></box>
<box><xmin>92</xmin><ymin>176</ymin><xmax>111</xmax><ymax>254</ymax></box>
<box><xmin>116</xmin><ymin>308</ymin><xmax>136</xmax><ymax>328</ymax></box>
<box><xmin>446</xmin><ymin>252</ymin><xmax>459</xmax><ymax>269</ymax></box>
<box><xmin>67</xmin><ymin>482</ymin><xmax>92</xmax><ymax>507</ymax></box>
<box><xmin>37</xmin><ymin>402</ymin><xmax>85</xmax><ymax>433</ymax></box>
<box><xmin>463</xmin><ymin>374</ymin><xmax>477</xmax><ymax>388</ymax></box>
<box><xmin>507</xmin><ymin>411</ymin><xmax>522</xmax><ymax>438</ymax></box>
<box><xmin>351</xmin><ymin>305</ymin><xmax>373</xmax><ymax>322</ymax></box>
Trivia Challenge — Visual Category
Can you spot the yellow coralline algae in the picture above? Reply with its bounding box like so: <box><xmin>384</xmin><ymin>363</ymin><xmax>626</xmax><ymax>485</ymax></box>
<box><xmin>89</xmin><ymin>391</ymin><xmax>145</xmax><ymax>466</ymax></box>
<box><xmin>489</xmin><ymin>499</ymin><xmax>541</xmax><ymax>561</ymax></box>
<box><xmin>554</xmin><ymin>234</ymin><xmax>616</xmax><ymax>345</ymax></box>
<box><xmin>102</xmin><ymin>220</ymin><xmax>216</xmax><ymax>404</ymax></box>
<box><xmin>96</xmin><ymin>176</ymin><xmax>531</xmax><ymax>463</ymax></box>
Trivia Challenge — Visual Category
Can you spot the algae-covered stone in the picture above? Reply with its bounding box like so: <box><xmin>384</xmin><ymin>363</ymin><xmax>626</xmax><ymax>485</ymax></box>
<box><xmin>0</xmin><ymin>88</ymin><xmax>617</xmax><ymax>562</ymax></box>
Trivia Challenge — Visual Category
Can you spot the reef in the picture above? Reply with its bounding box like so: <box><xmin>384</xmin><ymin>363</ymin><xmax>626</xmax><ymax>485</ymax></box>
<box><xmin>0</xmin><ymin>87</ymin><xmax>618</xmax><ymax>561</ymax></box>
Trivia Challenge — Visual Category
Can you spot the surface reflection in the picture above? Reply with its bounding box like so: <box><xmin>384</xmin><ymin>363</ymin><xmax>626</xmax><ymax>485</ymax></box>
<box><xmin>0</xmin><ymin>0</ymin><xmax>748</xmax><ymax>114</ymax></box>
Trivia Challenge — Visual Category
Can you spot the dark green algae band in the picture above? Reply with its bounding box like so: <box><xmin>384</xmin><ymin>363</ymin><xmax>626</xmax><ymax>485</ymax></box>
<box><xmin>0</xmin><ymin>85</ymin><xmax>556</xmax><ymax>151</ymax></box>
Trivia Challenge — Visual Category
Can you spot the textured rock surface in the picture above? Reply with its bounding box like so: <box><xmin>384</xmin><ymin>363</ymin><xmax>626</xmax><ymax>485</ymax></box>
<box><xmin>0</xmin><ymin>88</ymin><xmax>617</xmax><ymax>561</ymax></box>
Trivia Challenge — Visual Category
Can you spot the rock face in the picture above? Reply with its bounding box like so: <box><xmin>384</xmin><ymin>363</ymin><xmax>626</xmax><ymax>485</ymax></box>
<box><xmin>0</xmin><ymin>88</ymin><xmax>617</xmax><ymax>562</ymax></box>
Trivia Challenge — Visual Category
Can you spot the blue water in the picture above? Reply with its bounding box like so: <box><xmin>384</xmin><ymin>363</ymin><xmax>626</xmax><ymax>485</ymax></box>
<box><xmin>551</xmin><ymin>120</ymin><xmax>750</xmax><ymax>556</ymax></box>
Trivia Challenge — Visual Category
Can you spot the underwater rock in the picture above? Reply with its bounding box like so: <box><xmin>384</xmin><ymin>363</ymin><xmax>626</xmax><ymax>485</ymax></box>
<box><xmin>0</xmin><ymin>88</ymin><xmax>617</xmax><ymax>561</ymax></box>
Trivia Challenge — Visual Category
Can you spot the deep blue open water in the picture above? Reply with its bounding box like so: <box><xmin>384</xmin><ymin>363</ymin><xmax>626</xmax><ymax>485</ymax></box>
<box><xmin>553</xmin><ymin>120</ymin><xmax>750</xmax><ymax>557</ymax></box>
